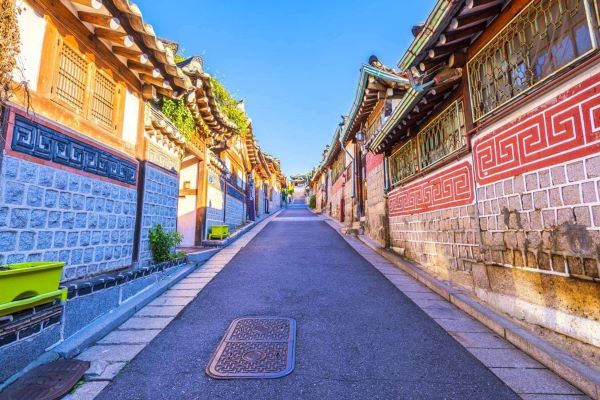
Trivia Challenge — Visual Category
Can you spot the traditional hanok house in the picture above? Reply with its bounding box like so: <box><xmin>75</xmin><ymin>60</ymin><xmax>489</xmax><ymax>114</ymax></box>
<box><xmin>254</xmin><ymin>146</ymin><xmax>274</xmax><ymax>215</ymax></box>
<box><xmin>368</xmin><ymin>0</ymin><xmax>600</xmax><ymax>367</ymax></box>
<box><xmin>334</xmin><ymin>56</ymin><xmax>410</xmax><ymax>240</ymax></box>
<box><xmin>0</xmin><ymin>0</ymin><xmax>189</xmax><ymax>384</ymax></box>
<box><xmin>176</xmin><ymin>55</ymin><xmax>250</xmax><ymax>243</ymax></box>
<box><xmin>263</xmin><ymin>153</ymin><xmax>282</xmax><ymax>211</ymax></box>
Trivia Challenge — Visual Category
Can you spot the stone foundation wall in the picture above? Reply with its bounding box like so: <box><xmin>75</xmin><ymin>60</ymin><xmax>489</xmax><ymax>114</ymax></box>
<box><xmin>387</xmin><ymin>158</ymin><xmax>479</xmax><ymax>287</ymax></box>
<box><xmin>137</xmin><ymin>163</ymin><xmax>178</xmax><ymax>267</ymax></box>
<box><xmin>0</xmin><ymin>155</ymin><xmax>137</xmax><ymax>280</ymax></box>
<box><xmin>330</xmin><ymin>176</ymin><xmax>344</xmax><ymax>221</ymax></box>
<box><xmin>364</xmin><ymin>152</ymin><xmax>386</xmax><ymax>245</ymax></box>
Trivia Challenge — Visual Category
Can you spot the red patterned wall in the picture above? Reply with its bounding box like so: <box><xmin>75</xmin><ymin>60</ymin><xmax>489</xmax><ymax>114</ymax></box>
<box><xmin>473</xmin><ymin>73</ymin><xmax>600</xmax><ymax>185</ymax></box>
<box><xmin>388</xmin><ymin>161</ymin><xmax>474</xmax><ymax>216</ymax></box>
<box><xmin>332</xmin><ymin>172</ymin><xmax>346</xmax><ymax>194</ymax></box>
<box><xmin>365</xmin><ymin>152</ymin><xmax>384</xmax><ymax>175</ymax></box>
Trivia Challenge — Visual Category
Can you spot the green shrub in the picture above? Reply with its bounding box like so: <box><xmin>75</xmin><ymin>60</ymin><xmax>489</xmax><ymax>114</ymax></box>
<box><xmin>309</xmin><ymin>195</ymin><xmax>316</xmax><ymax>209</ymax></box>
<box><xmin>148</xmin><ymin>224</ymin><xmax>183</xmax><ymax>263</ymax></box>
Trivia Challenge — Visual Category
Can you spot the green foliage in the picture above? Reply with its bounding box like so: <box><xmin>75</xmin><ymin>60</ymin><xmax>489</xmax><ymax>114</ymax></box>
<box><xmin>148</xmin><ymin>224</ymin><xmax>183</xmax><ymax>264</ymax></box>
<box><xmin>309</xmin><ymin>195</ymin><xmax>316</xmax><ymax>209</ymax></box>
<box><xmin>210</xmin><ymin>76</ymin><xmax>250</xmax><ymax>135</ymax></box>
<box><xmin>159</xmin><ymin>98</ymin><xmax>196</xmax><ymax>140</ymax></box>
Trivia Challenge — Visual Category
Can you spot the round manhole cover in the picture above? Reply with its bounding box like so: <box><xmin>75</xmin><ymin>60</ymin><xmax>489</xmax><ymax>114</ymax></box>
<box><xmin>242</xmin><ymin>350</ymin><xmax>267</xmax><ymax>363</ymax></box>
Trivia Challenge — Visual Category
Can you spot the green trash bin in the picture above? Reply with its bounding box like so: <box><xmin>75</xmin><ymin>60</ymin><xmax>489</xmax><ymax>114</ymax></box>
<box><xmin>208</xmin><ymin>225</ymin><xmax>230</xmax><ymax>240</ymax></box>
<box><xmin>0</xmin><ymin>262</ymin><xmax>67</xmax><ymax>317</ymax></box>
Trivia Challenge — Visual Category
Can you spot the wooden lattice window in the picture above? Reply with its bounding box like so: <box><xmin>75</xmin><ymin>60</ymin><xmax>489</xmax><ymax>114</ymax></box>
<box><xmin>417</xmin><ymin>100</ymin><xmax>466</xmax><ymax>170</ymax></box>
<box><xmin>55</xmin><ymin>43</ymin><xmax>87</xmax><ymax>112</ymax></box>
<box><xmin>468</xmin><ymin>0</ymin><xmax>596</xmax><ymax>120</ymax></box>
<box><xmin>90</xmin><ymin>70</ymin><xmax>116</xmax><ymax>129</ymax></box>
<box><xmin>389</xmin><ymin>140</ymin><xmax>418</xmax><ymax>187</ymax></box>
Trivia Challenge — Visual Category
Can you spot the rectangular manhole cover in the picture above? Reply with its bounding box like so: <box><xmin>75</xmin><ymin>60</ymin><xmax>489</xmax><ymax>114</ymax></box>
<box><xmin>0</xmin><ymin>359</ymin><xmax>89</xmax><ymax>400</ymax></box>
<box><xmin>206</xmin><ymin>317</ymin><xmax>296</xmax><ymax>379</ymax></box>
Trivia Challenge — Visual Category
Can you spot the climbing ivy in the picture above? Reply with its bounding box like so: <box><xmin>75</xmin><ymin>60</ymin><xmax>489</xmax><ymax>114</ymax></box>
<box><xmin>210</xmin><ymin>77</ymin><xmax>250</xmax><ymax>135</ymax></box>
<box><xmin>159</xmin><ymin>97</ymin><xmax>196</xmax><ymax>140</ymax></box>
<box><xmin>0</xmin><ymin>0</ymin><xmax>20</xmax><ymax>104</ymax></box>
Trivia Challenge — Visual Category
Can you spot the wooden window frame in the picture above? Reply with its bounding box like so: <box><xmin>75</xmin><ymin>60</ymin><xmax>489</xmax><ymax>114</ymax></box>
<box><xmin>52</xmin><ymin>39</ymin><xmax>119</xmax><ymax>134</ymax></box>
<box><xmin>52</xmin><ymin>40</ymin><xmax>89</xmax><ymax>114</ymax></box>
<box><xmin>89</xmin><ymin>67</ymin><xmax>118</xmax><ymax>132</ymax></box>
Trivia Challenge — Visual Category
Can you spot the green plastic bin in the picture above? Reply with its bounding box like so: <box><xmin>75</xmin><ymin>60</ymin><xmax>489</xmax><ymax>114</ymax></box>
<box><xmin>0</xmin><ymin>262</ymin><xmax>67</xmax><ymax>317</ymax></box>
<box><xmin>208</xmin><ymin>225</ymin><xmax>230</xmax><ymax>240</ymax></box>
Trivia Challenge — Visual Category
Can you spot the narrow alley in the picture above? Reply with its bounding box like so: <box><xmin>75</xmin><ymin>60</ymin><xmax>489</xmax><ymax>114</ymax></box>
<box><xmin>89</xmin><ymin>204</ymin><xmax>532</xmax><ymax>399</ymax></box>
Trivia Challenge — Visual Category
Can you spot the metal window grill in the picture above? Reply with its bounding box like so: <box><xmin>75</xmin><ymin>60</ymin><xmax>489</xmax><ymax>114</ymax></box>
<box><xmin>468</xmin><ymin>0</ymin><xmax>596</xmax><ymax>120</ymax></box>
<box><xmin>417</xmin><ymin>100</ymin><xmax>466</xmax><ymax>170</ymax></box>
<box><xmin>389</xmin><ymin>139</ymin><xmax>418</xmax><ymax>187</ymax></box>
<box><xmin>91</xmin><ymin>70</ymin><xmax>116</xmax><ymax>129</ymax></box>
<box><xmin>55</xmin><ymin>44</ymin><xmax>87</xmax><ymax>112</ymax></box>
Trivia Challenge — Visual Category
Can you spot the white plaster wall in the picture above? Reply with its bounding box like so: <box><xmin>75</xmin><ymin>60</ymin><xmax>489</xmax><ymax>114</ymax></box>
<box><xmin>177</xmin><ymin>160</ymin><xmax>198</xmax><ymax>247</ymax></box>
<box><xmin>122</xmin><ymin>90</ymin><xmax>140</xmax><ymax>146</ymax></box>
<box><xmin>14</xmin><ymin>1</ymin><xmax>46</xmax><ymax>92</ymax></box>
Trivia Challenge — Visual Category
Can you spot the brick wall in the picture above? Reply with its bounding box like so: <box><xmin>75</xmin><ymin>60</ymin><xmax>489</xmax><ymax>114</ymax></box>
<box><xmin>138</xmin><ymin>163</ymin><xmax>178</xmax><ymax>267</ymax></box>
<box><xmin>0</xmin><ymin>155</ymin><xmax>136</xmax><ymax>280</ymax></box>
<box><xmin>364</xmin><ymin>152</ymin><xmax>386</xmax><ymax>245</ymax></box>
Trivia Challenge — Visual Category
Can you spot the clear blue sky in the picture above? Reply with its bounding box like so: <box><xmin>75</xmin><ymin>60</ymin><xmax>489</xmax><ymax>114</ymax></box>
<box><xmin>136</xmin><ymin>1</ymin><xmax>435</xmax><ymax>176</ymax></box>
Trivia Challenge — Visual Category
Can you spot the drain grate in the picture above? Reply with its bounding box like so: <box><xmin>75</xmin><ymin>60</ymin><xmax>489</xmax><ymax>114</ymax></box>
<box><xmin>0</xmin><ymin>359</ymin><xmax>90</xmax><ymax>400</ymax></box>
<box><xmin>206</xmin><ymin>317</ymin><xmax>296</xmax><ymax>379</ymax></box>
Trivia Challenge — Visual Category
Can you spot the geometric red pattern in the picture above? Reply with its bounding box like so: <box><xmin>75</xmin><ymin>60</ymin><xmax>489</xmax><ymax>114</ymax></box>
<box><xmin>473</xmin><ymin>73</ymin><xmax>600</xmax><ymax>185</ymax></box>
<box><xmin>388</xmin><ymin>161</ymin><xmax>474</xmax><ymax>216</ymax></box>
<box><xmin>365</xmin><ymin>152</ymin><xmax>384</xmax><ymax>174</ymax></box>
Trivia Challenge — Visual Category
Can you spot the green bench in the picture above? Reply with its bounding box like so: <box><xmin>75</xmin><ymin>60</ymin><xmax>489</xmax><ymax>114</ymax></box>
<box><xmin>208</xmin><ymin>225</ymin><xmax>230</xmax><ymax>240</ymax></box>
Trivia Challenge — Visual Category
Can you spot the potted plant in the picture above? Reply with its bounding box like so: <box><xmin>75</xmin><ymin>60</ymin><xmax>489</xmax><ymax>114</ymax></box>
<box><xmin>0</xmin><ymin>262</ymin><xmax>67</xmax><ymax>317</ymax></box>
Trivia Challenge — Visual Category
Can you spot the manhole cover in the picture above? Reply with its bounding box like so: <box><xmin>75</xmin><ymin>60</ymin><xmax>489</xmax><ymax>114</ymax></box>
<box><xmin>206</xmin><ymin>317</ymin><xmax>296</xmax><ymax>379</ymax></box>
<box><xmin>0</xmin><ymin>359</ymin><xmax>89</xmax><ymax>400</ymax></box>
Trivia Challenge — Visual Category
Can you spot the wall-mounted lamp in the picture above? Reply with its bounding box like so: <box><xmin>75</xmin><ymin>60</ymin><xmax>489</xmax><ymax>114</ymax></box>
<box><xmin>355</xmin><ymin>131</ymin><xmax>366</xmax><ymax>142</ymax></box>
<box><xmin>183</xmin><ymin>181</ymin><xmax>191</xmax><ymax>190</ymax></box>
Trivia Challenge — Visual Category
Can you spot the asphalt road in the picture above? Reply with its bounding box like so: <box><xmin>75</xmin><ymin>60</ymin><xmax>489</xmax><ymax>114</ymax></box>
<box><xmin>97</xmin><ymin>206</ymin><xmax>518</xmax><ymax>399</ymax></box>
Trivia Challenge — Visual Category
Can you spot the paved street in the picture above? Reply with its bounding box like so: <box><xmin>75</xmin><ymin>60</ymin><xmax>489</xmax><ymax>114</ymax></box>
<box><xmin>94</xmin><ymin>205</ymin><xmax>519</xmax><ymax>400</ymax></box>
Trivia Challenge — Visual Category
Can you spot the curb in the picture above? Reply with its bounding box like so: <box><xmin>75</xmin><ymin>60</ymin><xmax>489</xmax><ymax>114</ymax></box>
<box><xmin>355</xmin><ymin>232</ymin><xmax>600</xmax><ymax>400</ymax></box>
<box><xmin>0</xmin><ymin>262</ymin><xmax>199</xmax><ymax>392</ymax></box>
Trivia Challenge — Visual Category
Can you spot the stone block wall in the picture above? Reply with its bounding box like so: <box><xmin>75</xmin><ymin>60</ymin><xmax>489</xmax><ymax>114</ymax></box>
<box><xmin>476</xmin><ymin>155</ymin><xmax>600</xmax><ymax>279</ymax></box>
<box><xmin>138</xmin><ymin>163</ymin><xmax>178</xmax><ymax>266</ymax></box>
<box><xmin>225</xmin><ymin>183</ymin><xmax>245</xmax><ymax>228</ymax></box>
<box><xmin>0</xmin><ymin>155</ymin><xmax>137</xmax><ymax>280</ymax></box>
<box><xmin>387</xmin><ymin>158</ymin><xmax>479</xmax><ymax>286</ymax></box>
<box><xmin>257</xmin><ymin>187</ymin><xmax>266</xmax><ymax>216</ymax></box>
<box><xmin>365</xmin><ymin>152</ymin><xmax>386</xmax><ymax>245</ymax></box>
<box><xmin>330</xmin><ymin>178</ymin><xmax>343</xmax><ymax>221</ymax></box>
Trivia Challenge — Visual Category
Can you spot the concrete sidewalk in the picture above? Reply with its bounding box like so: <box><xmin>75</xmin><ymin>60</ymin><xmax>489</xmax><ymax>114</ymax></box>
<box><xmin>90</xmin><ymin>206</ymin><xmax>522</xmax><ymax>399</ymax></box>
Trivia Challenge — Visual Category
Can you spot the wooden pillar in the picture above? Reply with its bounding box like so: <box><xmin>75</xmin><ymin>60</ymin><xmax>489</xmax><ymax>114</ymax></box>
<box><xmin>195</xmin><ymin>147</ymin><xmax>208</xmax><ymax>245</ymax></box>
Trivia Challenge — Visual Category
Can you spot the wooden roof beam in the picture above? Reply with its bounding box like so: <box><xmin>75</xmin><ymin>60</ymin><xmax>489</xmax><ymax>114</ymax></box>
<box><xmin>78</xmin><ymin>11</ymin><xmax>120</xmax><ymax>30</ymax></box>
<box><xmin>71</xmin><ymin>0</ymin><xmax>103</xmax><ymax>10</ymax></box>
<box><xmin>113</xmin><ymin>46</ymin><xmax>148</xmax><ymax>64</ymax></box>
<box><xmin>450</xmin><ymin>4</ymin><xmax>502</xmax><ymax>30</ymax></box>
<box><xmin>95</xmin><ymin>27</ymin><xmax>133</xmax><ymax>48</ymax></box>
<box><xmin>127</xmin><ymin>60</ymin><xmax>161</xmax><ymax>78</ymax></box>
<box><xmin>466</xmin><ymin>0</ymin><xmax>499</xmax><ymax>9</ymax></box>
<box><xmin>428</xmin><ymin>38</ymin><xmax>472</xmax><ymax>59</ymax></box>
<box><xmin>438</xmin><ymin>22</ymin><xmax>487</xmax><ymax>45</ymax></box>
